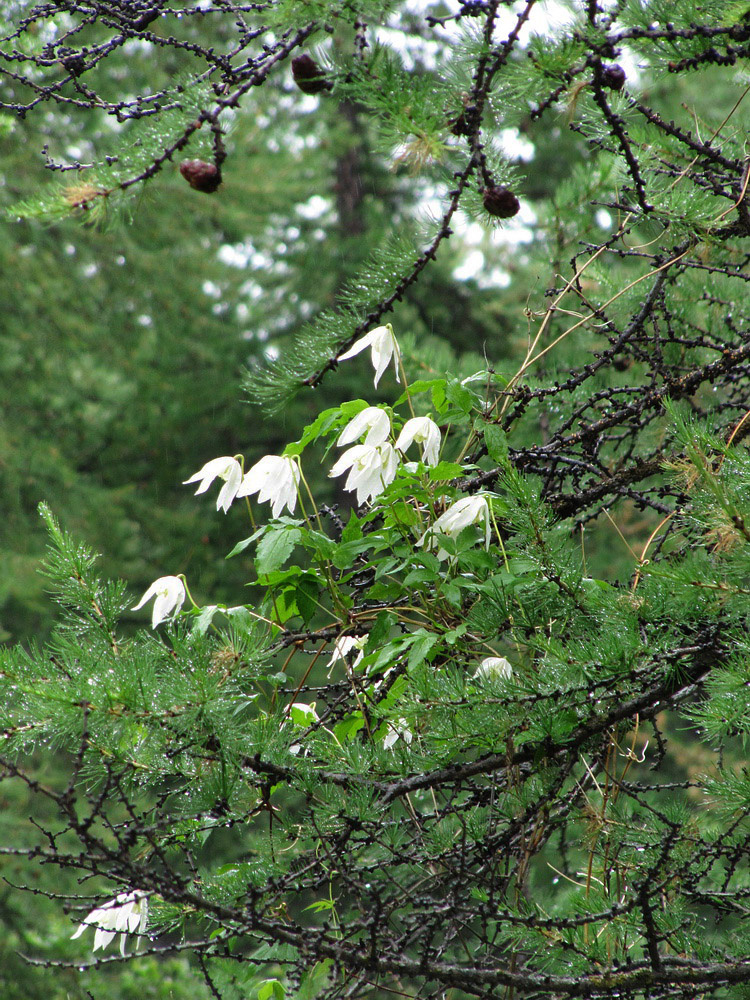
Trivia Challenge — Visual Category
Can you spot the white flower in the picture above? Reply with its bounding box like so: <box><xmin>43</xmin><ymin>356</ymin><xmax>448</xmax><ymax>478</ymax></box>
<box><xmin>337</xmin><ymin>324</ymin><xmax>401</xmax><ymax>387</ymax></box>
<box><xmin>327</xmin><ymin>635</ymin><xmax>367</xmax><ymax>672</ymax></box>
<box><xmin>395</xmin><ymin>416</ymin><xmax>441</xmax><ymax>467</ymax></box>
<box><xmin>133</xmin><ymin>576</ymin><xmax>186</xmax><ymax>628</ymax></box>
<box><xmin>236</xmin><ymin>454</ymin><xmax>300</xmax><ymax>518</ymax></box>
<box><xmin>329</xmin><ymin>442</ymin><xmax>399</xmax><ymax>506</ymax></box>
<box><xmin>383</xmin><ymin>718</ymin><xmax>413</xmax><ymax>750</ymax></box>
<box><xmin>71</xmin><ymin>891</ymin><xmax>149</xmax><ymax>956</ymax></box>
<box><xmin>337</xmin><ymin>407</ymin><xmax>391</xmax><ymax>447</ymax></box>
<box><xmin>474</xmin><ymin>656</ymin><xmax>512</xmax><ymax>681</ymax></box>
<box><xmin>418</xmin><ymin>495</ymin><xmax>491</xmax><ymax>560</ymax></box>
<box><xmin>183</xmin><ymin>456</ymin><xmax>242</xmax><ymax>513</ymax></box>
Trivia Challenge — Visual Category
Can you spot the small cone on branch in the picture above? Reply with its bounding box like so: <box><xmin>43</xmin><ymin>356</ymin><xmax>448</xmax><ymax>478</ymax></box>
<box><xmin>179</xmin><ymin>159</ymin><xmax>222</xmax><ymax>193</ymax></box>
<box><xmin>482</xmin><ymin>185</ymin><xmax>520</xmax><ymax>219</ymax></box>
<box><xmin>601</xmin><ymin>63</ymin><xmax>626</xmax><ymax>91</ymax></box>
<box><xmin>292</xmin><ymin>54</ymin><xmax>332</xmax><ymax>95</ymax></box>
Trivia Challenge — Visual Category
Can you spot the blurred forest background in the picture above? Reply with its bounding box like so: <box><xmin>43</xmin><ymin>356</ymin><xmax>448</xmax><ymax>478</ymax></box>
<box><xmin>1</xmin><ymin>2</ymin><xmax>642</xmax><ymax>648</ymax></box>
<box><xmin>1</xmin><ymin>1</ymin><xmax>747</xmax><ymax>997</ymax></box>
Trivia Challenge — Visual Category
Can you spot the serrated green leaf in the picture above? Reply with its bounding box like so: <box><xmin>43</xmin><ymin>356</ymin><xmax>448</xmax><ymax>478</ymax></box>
<box><xmin>256</xmin><ymin>527</ymin><xmax>301</xmax><ymax>575</ymax></box>
<box><xmin>341</xmin><ymin>509</ymin><xmax>363</xmax><ymax>543</ymax></box>
<box><xmin>429</xmin><ymin>462</ymin><xmax>464</xmax><ymax>481</ymax></box>
<box><xmin>407</xmin><ymin>630</ymin><xmax>440</xmax><ymax>669</ymax></box>
<box><xmin>445</xmin><ymin>380</ymin><xmax>474</xmax><ymax>414</ymax></box>
<box><xmin>192</xmin><ymin>604</ymin><xmax>220</xmax><ymax>635</ymax></box>
<box><xmin>484</xmin><ymin>423</ymin><xmax>509</xmax><ymax>464</ymax></box>
<box><xmin>226</xmin><ymin>527</ymin><xmax>266</xmax><ymax>559</ymax></box>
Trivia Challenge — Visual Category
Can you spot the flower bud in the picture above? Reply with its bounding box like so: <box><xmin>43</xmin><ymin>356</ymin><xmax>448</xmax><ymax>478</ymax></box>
<box><xmin>482</xmin><ymin>186</ymin><xmax>520</xmax><ymax>219</ymax></box>
<box><xmin>179</xmin><ymin>159</ymin><xmax>222</xmax><ymax>193</ymax></box>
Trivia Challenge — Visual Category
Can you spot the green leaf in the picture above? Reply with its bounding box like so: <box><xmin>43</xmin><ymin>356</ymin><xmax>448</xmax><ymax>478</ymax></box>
<box><xmin>297</xmin><ymin>961</ymin><xmax>333</xmax><ymax>1000</ymax></box>
<box><xmin>432</xmin><ymin>381</ymin><xmax>447</xmax><ymax>412</ymax></box>
<box><xmin>192</xmin><ymin>604</ymin><xmax>220</xmax><ymax>635</ymax></box>
<box><xmin>256</xmin><ymin>567</ymin><xmax>304</xmax><ymax>586</ymax></box>
<box><xmin>290</xmin><ymin>400</ymin><xmax>369</xmax><ymax>454</ymax></box>
<box><xmin>341</xmin><ymin>509</ymin><xmax>363</xmax><ymax>543</ymax></box>
<box><xmin>332</xmin><ymin>537</ymin><xmax>378</xmax><ymax>569</ymax></box>
<box><xmin>445</xmin><ymin>379</ymin><xmax>474</xmax><ymax>414</ymax></box>
<box><xmin>440</xmin><ymin>580</ymin><xmax>462</xmax><ymax>606</ymax></box>
<box><xmin>334</xmin><ymin>712</ymin><xmax>366</xmax><ymax>742</ymax></box>
<box><xmin>256</xmin><ymin>527</ymin><xmax>301</xmax><ymax>575</ymax></box>
<box><xmin>384</xmin><ymin>499</ymin><xmax>422</xmax><ymax>528</ymax></box>
<box><xmin>226</xmin><ymin>527</ymin><xmax>266</xmax><ymax>559</ymax></box>
<box><xmin>295</xmin><ymin>576</ymin><xmax>320</xmax><ymax>624</ymax></box>
<box><xmin>407</xmin><ymin>630</ymin><xmax>440</xmax><ymax>669</ymax></box>
<box><xmin>300</xmin><ymin>528</ymin><xmax>337</xmax><ymax>562</ymax></box>
<box><xmin>290</xmin><ymin>703</ymin><xmax>317</xmax><ymax>727</ymax></box>
<box><xmin>258</xmin><ymin>980</ymin><xmax>286</xmax><ymax>1000</ymax></box>
<box><xmin>403</xmin><ymin>567</ymin><xmax>437</xmax><ymax>587</ymax></box>
<box><xmin>445</xmin><ymin>623</ymin><xmax>468</xmax><ymax>644</ymax></box>
<box><xmin>394</xmin><ymin>378</ymin><xmax>446</xmax><ymax>407</ymax></box>
<box><xmin>365</xmin><ymin>610</ymin><xmax>397</xmax><ymax>653</ymax></box>
<box><xmin>429</xmin><ymin>462</ymin><xmax>464</xmax><ymax>481</ymax></box>
<box><xmin>484</xmin><ymin>423</ymin><xmax>509</xmax><ymax>465</ymax></box>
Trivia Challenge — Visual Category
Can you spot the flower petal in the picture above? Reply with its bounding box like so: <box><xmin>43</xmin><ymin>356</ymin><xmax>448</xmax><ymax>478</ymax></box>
<box><xmin>337</xmin><ymin>407</ymin><xmax>391</xmax><ymax>447</ymax></box>
<box><xmin>237</xmin><ymin>455</ymin><xmax>300</xmax><ymax>517</ymax></box>
<box><xmin>474</xmin><ymin>656</ymin><xmax>512</xmax><ymax>681</ymax></box>
<box><xmin>337</xmin><ymin>325</ymin><xmax>400</xmax><ymax>387</ymax></box>
<box><xmin>337</xmin><ymin>330</ymin><xmax>374</xmax><ymax>362</ymax></box>
<box><xmin>133</xmin><ymin>576</ymin><xmax>186</xmax><ymax>628</ymax></box>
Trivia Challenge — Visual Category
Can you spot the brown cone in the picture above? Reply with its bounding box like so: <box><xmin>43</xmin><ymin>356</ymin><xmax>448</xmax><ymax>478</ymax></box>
<box><xmin>482</xmin><ymin>186</ymin><xmax>520</xmax><ymax>219</ymax></box>
<box><xmin>179</xmin><ymin>159</ymin><xmax>222</xmax><ymax>193</ymax></box>
<box><xmin>292</xmin><ymin>54</ymin><xmax>332</xmax><ymax>95</ymax></box>
<box><xmin>601</xmin><ymin>64</ymin><xmax>626</xmax><ymax>91</ymax></box>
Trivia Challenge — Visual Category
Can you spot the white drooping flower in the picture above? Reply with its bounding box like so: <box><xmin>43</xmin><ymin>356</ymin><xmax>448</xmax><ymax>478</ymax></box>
<box><xmin>71</xmin><ymin>891</ymin><xmax>149</xmax><ymax>956</ymax></box>
<box><xmin>327</xmin><ymin>635</ymin><xmax>367</xmax><ymax>673</ymax></box>
<box><xmin>395</xmin><ymin>416</ymin><xmax>441</xmax><ymax>467</ymax></box>
<box><xmin>329</xmin><ymin>442</ymin><xmax>399</xmax><ymax>506</ymax></box>
<box><xmin>133</xmin><ymin>576</ymin><xmax>186</xmax><ymax>628</ymax></box>
<box><xmin>337</xmin><ymin>407</ymin><xmax>391</xmax><ymax>447</ymax></box>
<box><xmin>337</xmin><ymin>324</ymin><xmax>400</xmax><ymax>387</ymax></box>
<box><xmin>236</xmin><ymin>454</ymin><xmax>300</xmax><ymax>518</ymax></box>
<box><xmin>418</xmin><ymin>494</ymin><xmax>491</xmax><ymax>560</ymax></box>
<box><xmin>474</xmin><ymin>656</ymin><xmax>512</xmax><ymax>681</ymax></box>
<box><xmin>183</xmin><ymin>456</ymin><xmax>242</xmax><ymax>513</ymax></box>
<box><xmin>383</xmin><ymin>718</ymin><xmax>413</xmax><ymax>750</ymax></box>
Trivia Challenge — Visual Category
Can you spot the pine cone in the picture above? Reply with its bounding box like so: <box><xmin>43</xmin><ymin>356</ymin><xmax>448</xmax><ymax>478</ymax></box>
<box><xmin>179</xmin><ymin>159</ymin><xmax>222</xmax><ymax>193</ymax></box>
<box><xmin>482</xmin><ymin>186</ymin><xmax>520</xmax><ymax>219</ymax></box>
<box><xmin>292</xmin><ymin>54</ymin><xmax>332</xmax><ymax>95</ymax></box>
<box><xmin>448</xmin><ymin>105</ymin><xmax>480</xmax><ymax>137</ymax></box>
<box><xmin>601</xmin><ymin>64</ymin><xmax>626</xmax><ymax>91</ymax></box>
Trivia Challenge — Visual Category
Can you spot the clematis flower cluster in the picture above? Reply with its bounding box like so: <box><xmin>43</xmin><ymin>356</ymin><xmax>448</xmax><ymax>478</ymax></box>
<box><xmin>330</xmin><ymin>406</ymin><xmax>399</xmax><ymax>505</ymax></box>
<box><xmin>329</xmin><ymin>442</ymin><xmax>399</xmax><ymax>506</ymax></box>
<box><xmin>71</xmin><ymin>891</ymin><xmax>149</xmax><ymax>956</ymax></box>
<box><xmin>183</xmin><ymin>453</ymin><xmax>300</xmax><ymax>518</ymax></box>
